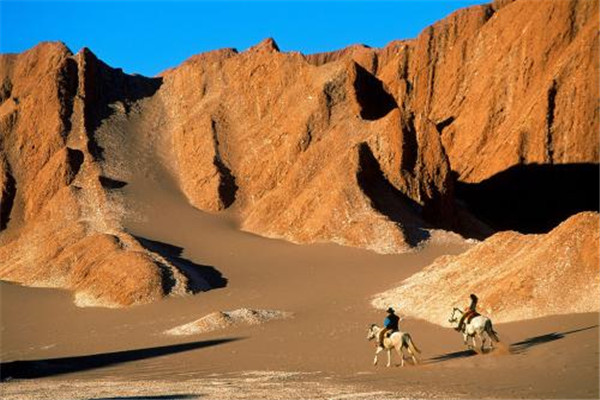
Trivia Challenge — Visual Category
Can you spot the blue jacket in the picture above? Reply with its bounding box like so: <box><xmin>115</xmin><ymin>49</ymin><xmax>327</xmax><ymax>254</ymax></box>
<box><xmin>384</xmin><ymin>313</ymin><xmax>400</xmax><ymax>330</ymax></box>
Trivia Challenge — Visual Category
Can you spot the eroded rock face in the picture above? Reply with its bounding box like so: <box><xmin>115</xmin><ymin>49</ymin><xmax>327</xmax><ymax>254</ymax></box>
<box><xmin>0</xmin><ymin>0</ymin><xmax>597</xmax><ymax>307</ymax></box>
<box><xmin>367</xmin><ymin>0</ymin><xmax>599</xmax><ymax>184</ymax></box>
<box><xmin>159</xmin><ymin>39</ymin><xmax>455</xmax><ymax>253</ymax></box>
<box><xmin>372</xmin><ymin>212</ymin><xmax>600</xmax><ymax>324</ymax></box>
<box><xmin>161</xmin><ymin>0</ymin><xmax>598</xmax><ymax>246</ymax></box>
<box><xmin>0</xmin><ymin>43</ymin><xmax>208</xmax><ymax>307</ymax></box>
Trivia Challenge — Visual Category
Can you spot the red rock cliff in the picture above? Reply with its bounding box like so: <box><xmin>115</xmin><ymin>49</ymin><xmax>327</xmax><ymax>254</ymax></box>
<box><xmin>0</xmin><ymin>0</ymin><xmax>597</xmax><ymax>306</ymax></box>
<box><xmin>0</xmin><ymin>43</ymin><xmax>217</xmax><ymax>307</ymax></box>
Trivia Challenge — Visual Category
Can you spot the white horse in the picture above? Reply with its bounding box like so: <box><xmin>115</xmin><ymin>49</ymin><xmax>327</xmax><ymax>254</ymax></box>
<box><xmin>366</xmin><ymin>324</ymin><xmax>421</xmax><ymax>367</ymax></box>
<box><xmin>448</xmin><ymin>307</ymin><xmax>500</xmax><ymax>352</ymax></box>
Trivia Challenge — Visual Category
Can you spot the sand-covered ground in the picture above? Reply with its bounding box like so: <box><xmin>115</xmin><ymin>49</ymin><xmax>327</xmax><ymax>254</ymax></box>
<box><xmin>1</xmin><ymin>188</ymin><xmax>598</xmax><ymax>399</ymax></box>
<box><xmin>1</xmin><ymin>265</ymin><xmax>598</xmax><ymax>400</ymax></box>
<box><xmin>1</xmin><ymin>116</ymin><xmax>598</xmax><ymax>400</ymax></box>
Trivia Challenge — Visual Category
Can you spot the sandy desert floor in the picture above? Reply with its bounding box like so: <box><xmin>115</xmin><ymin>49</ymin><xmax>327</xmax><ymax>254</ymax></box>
<box><xmin>1</xmin><ymin>121</ymin><xmax>599</xmax><ymax>400</ymax></box>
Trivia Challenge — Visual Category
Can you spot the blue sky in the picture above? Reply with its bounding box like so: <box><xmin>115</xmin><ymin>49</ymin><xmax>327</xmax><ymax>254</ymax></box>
<box><xmin>0</xmin><ymin>0</ymin><xmax>485</xmax><ymax>76</ymax></box>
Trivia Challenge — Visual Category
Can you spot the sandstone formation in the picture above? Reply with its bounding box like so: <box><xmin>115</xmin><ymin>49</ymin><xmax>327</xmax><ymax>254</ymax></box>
<box><xmin>160</xmin><ymin>0</ymin><xmax>597</xmax><ymax>244</ymax></box>
<box><xmin>164</xmin><ymin>308</ymin><xmax>293</xmax><ymax>336</ymax></box>
<box><xmin>158</xmin><ymin>38</ymin><xmax>454</xmax><ymax>253</ymax></box>
<box><xmin>0</xmin><ymin>0</ymin><xmax>597</xmax><ymax>307</ymax></box>
<box><xmin>372</xmin><ymin>212</ymin><xmax>600</xmax><ymax>324</ymax></box>
<box><xmin>0</xmin><ymin>43</ymin><xmax>216</xmax><ymax>307</ymax></box>
<box><xmin>307</xmin><ymin>0</ymin><xmax>599</xmax><ymax>231</ymax></box>
<box><xmin>376</xmin><ymin>0</ymin><xmax>598</xmax><ymax>183</ymax></box>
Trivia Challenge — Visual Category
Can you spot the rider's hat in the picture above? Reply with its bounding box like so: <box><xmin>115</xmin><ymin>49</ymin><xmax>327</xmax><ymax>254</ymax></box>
<box><xmin>386</xmin><ymin>307</ymin><xmax>395</xmax><ymax>313</ymax></box>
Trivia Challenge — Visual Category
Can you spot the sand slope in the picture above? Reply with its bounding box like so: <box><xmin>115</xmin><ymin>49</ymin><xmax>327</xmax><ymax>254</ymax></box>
<box><xmin>1</xmin><ymin>138</ymin><xmax>598</xmax><ymax>398</ymax></box>
<box><xmin>373</xmin><ymin>212</ymin><xmax>600</xmax><ymax>325</ymax></box>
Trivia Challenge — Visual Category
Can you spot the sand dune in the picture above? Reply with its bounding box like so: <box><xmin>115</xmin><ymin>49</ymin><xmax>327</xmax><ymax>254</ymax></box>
<box><xmin>373</xmin><ymin>212</ymin><xmax>600</xmax><ymax>325</ymax></box>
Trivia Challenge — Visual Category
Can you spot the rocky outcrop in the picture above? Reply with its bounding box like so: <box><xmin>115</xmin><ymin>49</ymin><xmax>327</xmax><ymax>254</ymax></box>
<box><xmin>160</xmin><ymin>0</ymin><xmax>598</xmax><ymax>245</ymax></box>
<box><xmin>165</xmin><ymin>308</ymin><xmax>292</xmax><ymax>336</ymax></box>
<box><xmin>0</xmin><ymin>43</ymin><xmax>214</xmax><ymax>307</ymax></box>
<box><xmin>1</xmin><ymin>0</ymin><xmax>597</xmax><ymax>306</ymax></box>
<box><xmin>377</xmin><ymin>0</ymin><xmax>598</xmax><ymax>183</ymax></box>
<box><xmin>159</xmin><ymin>38</ymin><xmax>455</xmax><ymax>253</ymax></box>
<box><xmin>311</xmin><ymin>0</ymin><xmax>599</xmax><ymax>234</ymax></box>
<box><xmin>372</xmin><ymin>212</ymin><xmax>600</xmax><ymax>324</ymax></box>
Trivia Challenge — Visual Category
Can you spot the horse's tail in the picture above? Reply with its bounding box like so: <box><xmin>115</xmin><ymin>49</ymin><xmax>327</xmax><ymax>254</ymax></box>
<box><xmin>486</xmin><ymin>319</ymin><xmax>500</xmax><ymax>342</ymax></box>
<box><xmin>406</xmin><ymin>334</ymin><xmax>421</xmax><ymax>354</ymax></box>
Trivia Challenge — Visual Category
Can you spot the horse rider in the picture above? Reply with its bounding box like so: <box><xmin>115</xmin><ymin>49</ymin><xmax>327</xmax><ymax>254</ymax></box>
<box><xmin>456</xmin><ymin>293</ymin><xmax>478</xmax><ymax>332</ymax></box>
<box><xmin>378</xmin><ymin>307</ymin><xmax>400</xmax><ymax>347</ymax></box>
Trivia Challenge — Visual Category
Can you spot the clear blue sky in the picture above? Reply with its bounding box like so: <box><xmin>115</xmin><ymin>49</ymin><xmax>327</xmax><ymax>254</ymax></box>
<box><xmin>0</xmin><ymin>0</ymin><xmax>485</xmax><ymax>77</ymax></box>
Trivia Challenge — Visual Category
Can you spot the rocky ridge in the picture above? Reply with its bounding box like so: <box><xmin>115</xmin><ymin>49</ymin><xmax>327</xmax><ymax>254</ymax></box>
<box><xmin>159</xmin><ymin>0</ymin><xmax>598</xmax><ymax>244</ymax></box>
<box><xmin>0</xmin><ymin>0</ymin><xmax>597</xmax><ymax>307</ymax></box>
<box><xmin>158</xmin><ymin>38</ymin><xmax>455</xmax><ymax>252</ymax></box>
<box><xmin>0</xmin><ymin>44</ymin><xmax>212</xmax><ymax>307</ymax></box>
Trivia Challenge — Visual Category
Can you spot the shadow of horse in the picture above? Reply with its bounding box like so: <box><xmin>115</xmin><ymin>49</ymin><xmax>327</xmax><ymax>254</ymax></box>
<box><xmin>427</xmin><ymin>324</ymin><xmax>598</xmax><ymax>364</ymax></box>
<box><xmin>424</xmin><ymin>349</ymin><xmax>478</xmax><ymax>364</ymax></box>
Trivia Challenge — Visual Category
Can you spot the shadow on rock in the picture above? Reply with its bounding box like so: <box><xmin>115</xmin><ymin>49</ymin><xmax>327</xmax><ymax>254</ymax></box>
<box><xmin>135</xmin><ymin>236</ymin><xmax>227</xmax><ymax>293</ymax></box>
<box><xmin>76</xmin><ymin>49</ymin><xmax>163</xmax><ymax>160</ymax></box>
<box><xmin>99</xmin><ymin>176</ymin><xmax>128</xmax><ymax>189</ymax></box>
<box><xmin>456</xmin><ymin>163</ymin><xmax>599</xmax><ymax>234</ymax></box>
<box><xmin>356</xmin><ymin>142</ymin><xmax>430</xmax><ymax>247</ymax></box>
<box><xmin>353</xmin><ymin>63</ymin><xmax>398</xmax><ymax>121</ymax></box>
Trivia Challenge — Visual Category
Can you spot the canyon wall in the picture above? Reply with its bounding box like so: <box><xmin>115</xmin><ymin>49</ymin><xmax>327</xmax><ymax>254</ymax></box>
<box><xmin>0</xmin><ymin>0</ymin><xmax>597</xmax><ymax>307</ymax></box>
<box><xmin>0</xmin><ymin>44</ymin><xmax>217</xmax><ymax>307</ymax></box>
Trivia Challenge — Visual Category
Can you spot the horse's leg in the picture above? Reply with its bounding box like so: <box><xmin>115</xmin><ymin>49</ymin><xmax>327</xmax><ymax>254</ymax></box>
<box><xmin>463</xmin><ymin>332</ymin><xmax>470</xmax><ymax>349</ymax></box>
<box><xmin>479</xmin><ymin>332</ymin><xmax>485</xmax><ymax>353</ymax></box>
<box><xmin>487</xmin><ymin>326</ymin><xmax>495</xmax><ymax>349</ymax></box>
<box><xmin>394</xmin><ymin>344</ymin><xmax>404</xmax><ymax>367</ymax></box>
<box><xmin>373</xmin><ymin>346</ymin><xmax>383</xmax><ymax>366</ymax></box>
<box><xmin>394</xmin><ymin>345</ymin><xmax>404</xmax><ymax>367</ymax></box>
<box><xmin>386</xmin><ymin>349</ymin><xmax>392</xmax><ymax>367</ymax></box>
<box><xmin>406</xmin><ymin>345</ymin><xmax>417</xmax><ymax>365</ymax></box>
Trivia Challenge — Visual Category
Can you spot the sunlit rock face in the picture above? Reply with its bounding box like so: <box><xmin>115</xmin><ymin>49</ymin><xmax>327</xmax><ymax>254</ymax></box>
<box><xmin>0</xmin><ymin>0</ymin><xmax>597</xmax><ymax>307</ymax></box>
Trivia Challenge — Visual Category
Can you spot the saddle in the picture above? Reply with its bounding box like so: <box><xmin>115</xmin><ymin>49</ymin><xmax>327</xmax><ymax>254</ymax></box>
<box><xmin>464</xmin><ymin>310</ymin><xmax>479</xmax><ymax>323</ymax></box>
<box><xmin>385</xmin><ymin>329</ymin><xmax>398</xmax><ymax>338</ymax></box>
